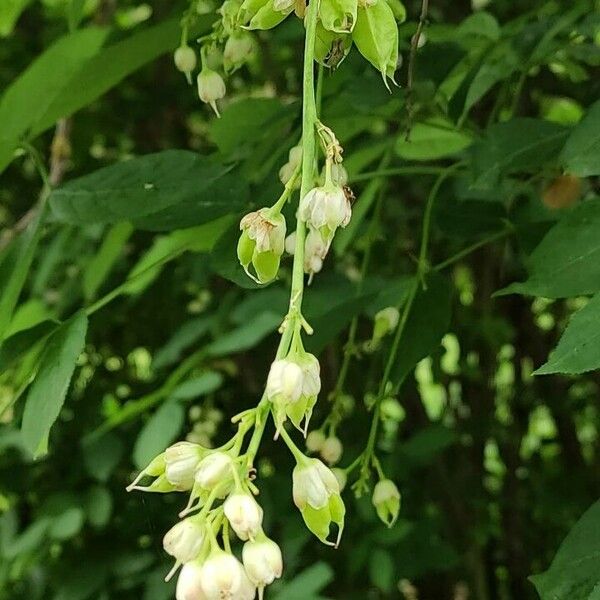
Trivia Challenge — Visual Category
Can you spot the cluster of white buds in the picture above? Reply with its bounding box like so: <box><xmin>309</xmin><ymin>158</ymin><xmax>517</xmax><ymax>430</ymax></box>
<box><xmin>266</xmin><ymin>348</ymin><xmax>321</xmax><ymax>436</ymax></box>
<box><xmin>305</xmin><ymin>430</ymin><xmax>343</xmax><ymax>465</ymax></box>
<box><xmin>372</xmin><ymin>479</ymin><xmax>401</xmax><ymax>528</ymax></box>
<box><xmin>237</xmin><ymin>208</ymin><xmax>287</xmax><ymax>284</ymax></box>
<box><xmin>128</xmin><ymin>438</ymin><xmax>285</xmax><ymax>599</ymax></box>
<box><xmin>292</xmin><ymin>457</ymin><xmax>345</xmax><ymax>546</ymax></box>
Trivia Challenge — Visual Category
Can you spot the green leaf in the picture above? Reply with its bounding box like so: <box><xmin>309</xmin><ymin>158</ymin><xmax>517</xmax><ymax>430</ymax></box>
<box><xmin>21</xmin><ymin>311</ymin><xmax>88</xmax><ymax>458</ymax></box>
<box><xmin>83</xmin><ymin>222</ymin><xmax>133</xmax><ymax>301</ymax></box>
<box><xmin>82</xmin><ymin>432</ymin><xmax>125</xmax><ymax>482</ymax></box>
<box><xmin>560</xmin><ymin>100</ymin><xmax>600</xmax><ymax>177</ymax></box>
<box><xmin>0</xmin><ymin>27</ymin><xmax>108</xmax><ymax>173</ymax></box>
<box><xmin>535</xmin><ymin>293</ymin><xmax>600</xmax><ymax>375</ymax></box>
<box><xmin>84</xmin><ymin>486</ymin><xmax>113</xmax><ymax>529</ymax></box>
<box><xmin>470</xmin><ymin>118</ymin><xmax>569</xmax><ymax>190</ymax></box>
<box><xmin>133</xmin><ymin>400</ymin><xmax>185</xmax><ymax>469</ymax></box>
<box><xmin>497</xmin><ymin>200</ymin><xmax>600</xmax><ymax>298</ymax></box>
<box><xmin>0</xmin><ymin>0</ymin><xmax>32</xmax><ymax>37</ymax></box>
<box><xmin>171</xmin><ymin>371</ymin><xmax>224</xmax><ymax>400</ymax></box>
<box><xmin>0</xmin><ymin>206</ymin><xmax>47</xmax><ymax>341</ymax></box>
<box><xmin>272</xmin><ymin>562</ymin><xmax>334</xmax><ymax>600</ymax></box>
<box><xmin>31</xmin><ymin>18</ymin><xmax>208</xmax><ymax>137</ymax></box>
<box><xmin>530</xmin><ymin>499</ymin><xmax>600</xmax><ymax>600</ymax></box>
<box><xmin>0</xmin><ymin>319</ymin><xmax>58</xmax><ymax>371</ymax></box>
<box><xmin>50</xmin><ymin>151</ymin><xmax>247</xmax><ymax>231</ymax></box>
<box><xmin>124</xmin><ymin>217</ymin><xmax>232</xmax><ymax>295</ymax></box>
<box><xmin>392</xmin><ymin>273</ymin><xmax>452</xmax><ymax>386</ymax></box>
<box><xmin>206</xmin><ymin>312</ymin><xmax>281</xmax><ymax>357</ymax></box>
<box><xmin>152</xmin><ymin>317</ymin><xmax>212</xmax><ymax>370</ymax></box>
<box><xmin>397</xmin><ymin>119</ymin><xmax>473</xmax><ymax>161</ymax></box>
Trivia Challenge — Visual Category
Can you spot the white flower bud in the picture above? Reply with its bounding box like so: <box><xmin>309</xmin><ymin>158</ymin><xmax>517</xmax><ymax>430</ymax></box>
<box><xmin>194</xmin><ymin>452</ymin><xmax>233</xmax><ymax>492</ymax></box>
<box><xmin>332</xmin><ymin>468</ymin><xmax>347</xmax><ymax>491</ymax></box>
<box><xmin>224</xmin><ymin>493</ymin><xmax>263</xmax><ymax>541</ymax></box>
<box><xmin>292</xmin><ymin>458</ymin><xmax>340</xmax><ymax>510</ymax></box>
<box><xmin>165</xmin><ymin>442</ymin><xmax>204</xmax><ymax>490</ymax></box>
<box><xmin>304</xmin><ymin>228</ymin><xmax>329</xmax><ymax>276</ymax></box>
<box><xmin>200</xmin><ymin>551</ymin><xmax>256</xmax><ymax>600</ymax></box>
<box><xmin>284</xmin><ymin>232</ymin><xmax>296</xmax><ymax>255</ymax></box>
<box><xmin>224</xmin><ymin>32</ymin><xmax>255</xmax><ymax>71</ymax></box>
<box><xmin>266</xmin><ymin>359</ymin><xmax>304</xmax><ymax>404</ymax></box>
<box><xmin>242</xmin><ymin>536</ymin><xmax>283</xmax><ymax>593</ymax></box>
<box><xmin>372</xmin><ymin>479</ymin><xmax>401</xmax><ymax>528</ymax></box>
<box><xmin>299</xmin><ymin>185</ymin><xmax>351</xmax><ymax>232</ymax></box>
<box><xmin>163</xmin><ymin>518</ymin><xmax>205</xmax><ymax>564</ymax></box>
<box><xmin>278</xmin><ymin>145</ymin><xmax>302</xmax><ymax>185</ymax></box>
<box><xmin>320</xmin><ymin>436</ymin><xmax>343</xmax><ymax>465</ymax></box>
<box><xmin>176</xmin><ymin>562</ymin><xmax>207</xmax><ymax>600</ymax></box>
<box><xmin>197</xmin><ymin>68</ymin><xmax>226</xmax><ymax>116</ymax></box>
<box><xmin>174</xmin><ymin>46</ymin><xmax>197</xmax><ymax>76</ymax></box>
<box><xmin>306</xmin><ymin>430</ymin><xmax>326</xmax><ymax>453</ymax></box>
<box><xmin>374</xmin><ymin>307</ymin><xmax>400</xmax><ymax>339</ymax></box>
<box><xmin>300</xmin><ymin>352</ymin><xmax>321</xmax><ymax>397</ymax></box>
<box><xmin>326</xmin><ymin>162</ymin><xmax>348</xmax><ymax>186</ymax></box>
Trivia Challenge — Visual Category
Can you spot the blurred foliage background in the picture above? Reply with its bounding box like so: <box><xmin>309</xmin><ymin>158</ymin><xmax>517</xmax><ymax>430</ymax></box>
<box><xmin>1</xmin><ymin>0</ymin><xmax>600</xmax><ymax>599</ymax></box>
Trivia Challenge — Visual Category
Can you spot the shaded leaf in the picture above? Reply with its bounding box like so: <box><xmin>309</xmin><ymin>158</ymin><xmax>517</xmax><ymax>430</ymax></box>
<box><xmin>560</xmin><ymin>100</ymin><xmax>600</xmax><ymax>177</ymax></box>
<box><xmin>536</xmin><ymin>293</ymin><xmax>600</xmax><ymax>375</ymax></box>
<box><xmin>498</xmin><ymin>200</ymin><xmax>600</xmax><ymax>298</ymax></box>
<box><xmin>397</xmin><ymin>120</ymin><xmax>473</xmax><ymax>161</ymax></box>
<box><xmin>21</xmin><ymin>311</ymin><xmax>88</xmax><ymax>458</ymax></box>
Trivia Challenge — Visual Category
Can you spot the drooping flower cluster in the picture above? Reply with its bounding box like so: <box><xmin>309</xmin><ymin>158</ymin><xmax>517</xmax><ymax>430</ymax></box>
<box><xmin>128</xmin><ymin>439</ymin><xmax>285</xmax><ymax>600</ymax></box>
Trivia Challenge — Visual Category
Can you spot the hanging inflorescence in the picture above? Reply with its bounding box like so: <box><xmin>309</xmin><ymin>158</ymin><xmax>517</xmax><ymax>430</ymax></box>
<box><xmin>127</xmin><ymin>0</ymin><xmax>405</xmax><ymax>598</ymax></box>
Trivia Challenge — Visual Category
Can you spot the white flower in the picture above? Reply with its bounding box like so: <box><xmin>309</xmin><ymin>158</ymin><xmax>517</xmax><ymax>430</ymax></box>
<box><xmin>266</xmin><ymin>359</ymin><xmax>304</xmax><ymax>404</ymax></box>
<box><xmin>292</xmin><ymin>458</ymin><xmax>340</xmax><ymax>510</ymax></box>
<box><xmin>305</xmin><ymin>430</ymin><xmax>326</xmax><ymax>453</ymax></box>
<box><xmin>300</xmin><ymin>353</ymin><xmax>321</xmax><ymax>397</ymax></box>
<box><xmin>284</xmin><ymin>232</ymin><xmax>296</xmax><ymax>255</ymax></box>
<box><xmin>243</xmin><ymin>537</ymin><xmax>283</xmax><ymax>596</ymax></box>
<box><xmin>200</xmin><ymin>551</ymin><xmax>256</xmax><ymax>600</ymax></box>
<box><xmin>165</xmin><ymin>442</ymin><xmax>203</xmax><ymax>490</ymax></box>
<box><xmin>194</xmin><ymin>452</ymin><xmax>233</xmax><ymax>492</ymax></box>
<box><xmin>320</xmin><ymin>436</ymin><xmax>343</xmax><ymax>466</ymax></box>
<box><xmin>372</xmin><ymin>479</ymin><xmax>401</xmax><ymax>527</ymax></box>
<box><xmin>239</xmin><ymin>209</ymin><xmax>286</xmax><ymax>255</ymax></box>
<box><xmin>163</xmin><ymin>518</ymin><xmax>205</xmax><ymax>564</ymax></box>
<box><xmin>299</xmin><ymin>185</ymin><xmax>351</xmax><ymax>231</ymax></box>
<box><xmin>176</xmin><ymin>562</ymin><xmax>207</xmax><ymax>600</ymax></box>
<box><xmin>224</xmin><ymin>493</ymin><xmax>263</xmax><ymax>541</ymax></box>
<box><xmin>332</xmin><ymin>468</ymin><xmax>347</xmax><ymax>491</ymax></box>
<box><xmin>224</xmin><ymin>32</ymin><xmax>255</xmax><ymax>70</ymax></box>
<box><xmin>303</xmin><ymin>228</ymin><xmax>329</xmax><ymax>276</ymax></box>
<box><xmin>197</xmin><ymin>67</ymin><xmax>226</xmax><ymax>116</ymax></box>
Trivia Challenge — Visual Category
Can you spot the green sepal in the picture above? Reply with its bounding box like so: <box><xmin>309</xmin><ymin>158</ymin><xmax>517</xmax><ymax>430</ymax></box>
<box><xmin>352</xmin><ymin>1</ymin><xmax>399</xmax><ymax>85</ymax></box>
<box><xmin>238</xmin><ymin>0</ymin><xmax>270</xmax><ymax>24</ymax></box>
<box><xmin>301</xmin><ymin>504</ymin><xmax>332</xmax><ymax>543</ymax></box>
<box><xmin>386</xmin><ymin>0</ymin><xmax>406</xmax><ymax>22</ymax></box>
<box><xmin>252</xmin><ymin>250</ymin><xmax>280</xmax><ymax>283</ymax></box>
<box><xmin>237</xmin><ymin>230</ymin><xmax>256</xmax><ymax>268</ymax></box>
<box><xmin>247</xmin><ymin>2</ymin><xmax>291</xmax><ymax>30</ymax></box>
<box><xmin>320</xmin><ymin>0</ymin><xmax>358</xmax><ymax>34</ymax></box>
<box><xmin>286</xmin><ymin>394</ymin><xmax>317</xmax><ymax>434</ymax></box>
<box><xmin>315</xmin><ymin>22</ymin><xmax>352</xmax><ymax>68</ymax></box>
<box><xmin>375</xmin><ymin>493</ymin><xmax>400</xmax><ymax>527</ymax></box>
<box><xmin>147</xmin><ymin>474</ymin><xmax>178</xmax><ymax>493</ymax></box>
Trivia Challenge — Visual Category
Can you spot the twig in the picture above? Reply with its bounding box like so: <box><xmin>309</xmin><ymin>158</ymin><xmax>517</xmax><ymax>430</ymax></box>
<box><xmin>405</xmin><ymin>0</ymin><xmax>430</xmax><ymax>140</ymax></box>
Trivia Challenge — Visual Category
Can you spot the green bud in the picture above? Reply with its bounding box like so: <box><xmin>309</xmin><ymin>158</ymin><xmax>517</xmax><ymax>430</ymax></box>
<box><xmin>380</xmin><ymin>397</ymin><xmax>405</xmax><ymax>422</ymax></box>
<box><xmin>320</xmin><ymin>0</ymin><xmax>357</xmax><ymax>33</ymax></box>
<box><xmin>372</xmin><ymin>479</ymin><xmax>401</xmax><ymax>527</ymax></box>
<box><xmin>352</xmin><ymin>1</ymin><xmax>399</xmax><ymax>86</ymax></box>
<box><xmin>373</xmin><ymin>306</ymin><xmax>400</xmax><ymax>340</ymax></box>
<box><xmin>220</xmin><ymin>0</ymin><xmax>243</xmax><ymax>33</ymax></box>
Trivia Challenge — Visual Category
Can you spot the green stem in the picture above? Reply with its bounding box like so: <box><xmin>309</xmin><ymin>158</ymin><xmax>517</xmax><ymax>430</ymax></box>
<box><xmin>278</xmin><ymin>425</ymin><xmax>306</xmax><ymax>462</ymax></box>
<box><xmin>288</xmin><ymin>0</ymin><xmax>320</xmax><ymax>318</ymax></box>
<box><xmin>271</xmin><ymin>161</ymin><xmax>302</xmax><ymax>213</ymax></box>
<box><xmin>433</xmin><ymin>228</ymin><xmax>512</xmax><ymax>272</ymax></box>
<box><xmin>348</xmin><ymin>166</ymin><xmax>451</xmax><ymax>184</ymax></box>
